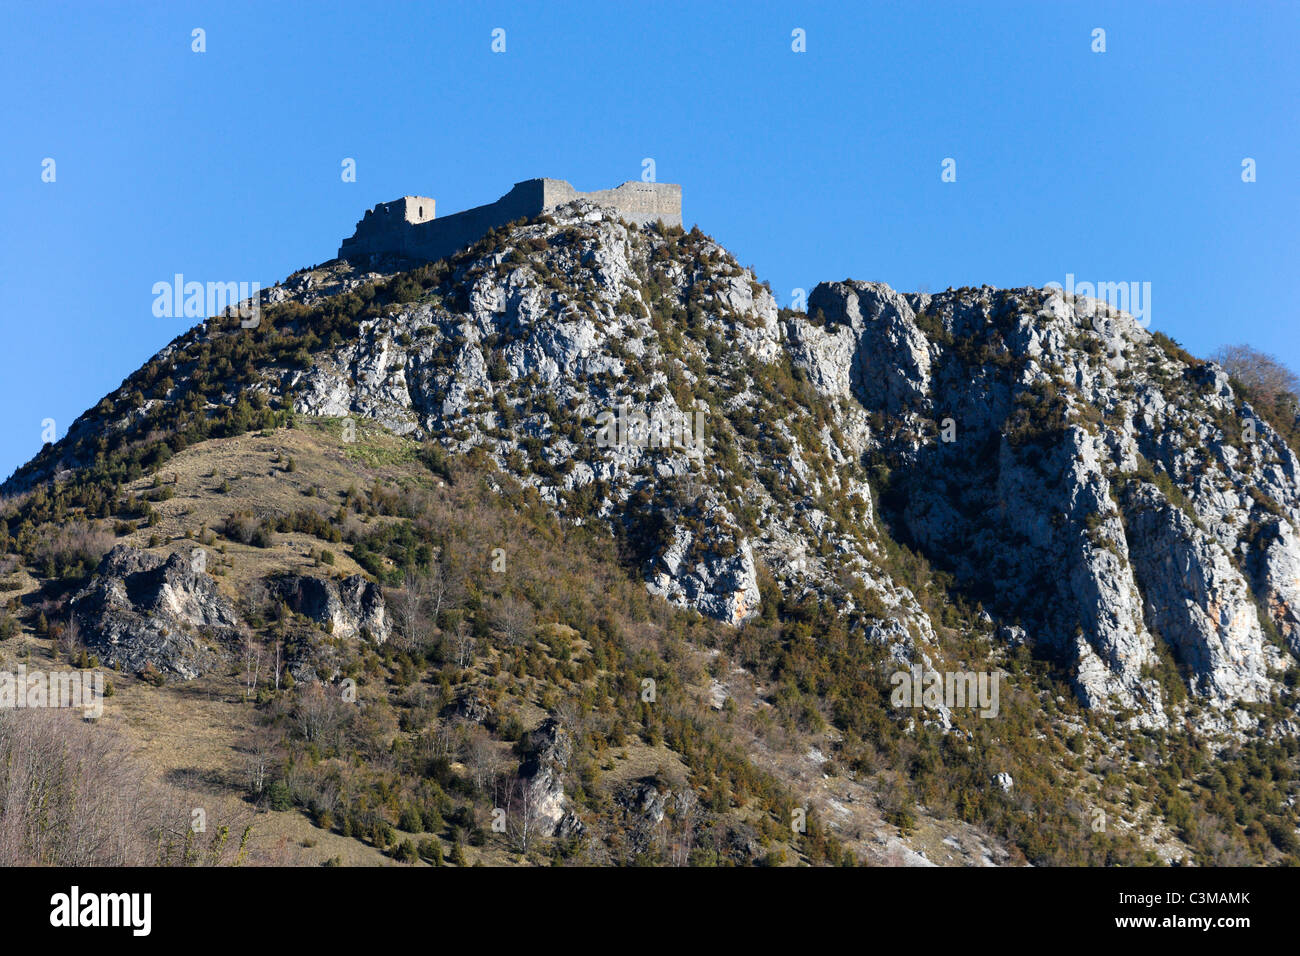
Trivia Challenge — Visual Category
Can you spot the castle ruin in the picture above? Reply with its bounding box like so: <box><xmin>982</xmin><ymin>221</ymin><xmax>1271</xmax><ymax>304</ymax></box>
<box><xmin>338</xmin><ymin>178</ymin><xmax>682</xmax><ymax>262</ymax></box>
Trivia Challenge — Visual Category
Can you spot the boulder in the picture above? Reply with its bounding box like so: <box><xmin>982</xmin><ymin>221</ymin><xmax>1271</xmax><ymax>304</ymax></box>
<box><xmin>271</xmin><ymin>573</ymin><xmax>390</xmax><ymax>644</ymax></box>
<box><xmin>70</xmin><ymin>545</ymin><xmax>245</xmax><ymax>679</ymax></box>
<box><xmin>645</xmin><ymin>521</ymin><xmax>761</xmax><ymax>626</ymax></box>
<box><xmin>519</xmin><ymin>718</ymin><xmax>583</xmax><ymax>838</ymax></box>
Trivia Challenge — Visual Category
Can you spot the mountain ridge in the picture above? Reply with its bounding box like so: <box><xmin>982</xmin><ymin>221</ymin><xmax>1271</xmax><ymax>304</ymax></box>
<box><xmin>4</xmin><ymin>199</ymin><xmax>1300</xmax><ymax>865</ymax></box>
<box><xmin>9</xmin><ymin>200</ymin><xmax>1300</xmax><ymax>730</ymax></box>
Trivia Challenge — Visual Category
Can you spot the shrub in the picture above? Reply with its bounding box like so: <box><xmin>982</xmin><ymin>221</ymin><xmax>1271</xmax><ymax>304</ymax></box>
<box><xmin>417</xmin><ymin>838</ymin><xmax>443</xmax><ymax>865</ymax></box>
<box><xmin>267</xmin><ymin>780</ymin><xmax>293</xmax><ymax>811</ymax></box>
<box><xmin>399</xmin><ymin>806</ymin><xmax>423</xmax><ymax>833</ymax></box>
<box><xmin>223</xmin><ymin>511</ymin><xmax>259</xmax><ymax>545</ymax></box>
<box><xmin>32</xmin><ymin>521</ymin><xmax>114</xmax><ymax>576</ymax></box>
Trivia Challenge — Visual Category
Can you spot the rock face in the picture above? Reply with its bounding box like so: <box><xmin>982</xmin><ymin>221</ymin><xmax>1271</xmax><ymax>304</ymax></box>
<box><xmin>1124</xmin><ymin>485</ymin><xmax>1275</xmax><ymax>705</ymax></box>
<box><xmin>520</xmin><ymin>718</ymin><xmax>583</xmax><ymax>838</ymax></box>
<box><xmin>70</xmin><ymin>545</ymin><xmax>245</xmax><ymax>679</ymax></box>
<box><xmin>26</xmin><ymin>203</ymin><xmax>1300</xmax><ymax>734</ymax></box>
<box><xmin>645</xmin><ymin>520</ymin><xmax>761</xmax><ymax>625</ymax></box>
<box><xmin>1250</xmin><ymin>520</ymin><xmax>1300</xmax><ymax>658</ymax></box>
<box><xmin>272</xmin><ymin>574</ymin><xmax>390</xmax><ymax>644</ymax></box>
<box><xmin>286</xmin><ymin>203</ymin><xmax>788</xmax><ymax>630</ymax></box>
<box><xmin>788</xmin><ymin>279</ymin><xmax>1300</xmax><ymax>727</ymax></box>
<box><xmin>449</xmin><ymin>689</ymin><xmax>493</xmax><ymax>724</ymax></box>
<box><xmin>610</xmin><ymin>779</ymin><xmax>702</xmax><ymax>860</ymax></box>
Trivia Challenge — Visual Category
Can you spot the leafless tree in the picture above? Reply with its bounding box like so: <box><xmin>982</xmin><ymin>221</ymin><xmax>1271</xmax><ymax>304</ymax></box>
<box><xmin>392</xmin><ymin>564</ymin><xmax>429</xmax><ymax>652</ymax></box>
<box><xmin>317</xmin><ymin>777</ymin><xmax>342</xmax><ymax>820</ymax></box>
<box><xmin>452</xmin><ymin>618</ymin><xmax>476</xmax><ymax>669</ymax></box>
<box><xmin>427</xmin><ymin>722</ymin><xmax>458</xmax><ymax>760</ymax></box>
<box><xmin>32</xmin><ymin>521</ymin><xmax>113</xmax><ymax>574</ymax></box>
<box><xmin>241</xmin><ymin>633</ymin><xmax>263</xmax><ymax>701</ymax></box>
<box><xmin>463</xmin><ymin>725</ymin><xmax>501</xmax><ymax>793</ymax></box>
<box><xmin>272</xmin><ymin>640</ymin><xmax>283</xmax><ymax>691</ymax></box>
<box><xmin>554</xmin><ymin>698</ymin><xmax>587</xmax><ymax>742</ymax></box>
<box><xmin>1212</xmin><ymin>344</ymin><xmax>1300</xmax><ymax>407</ymax></box>
<box><xmin>293</xmin><ymin>683</ymin><xmax>351</xmax><ymax>748</ymax></box>
<box><xmin>58</xmin><ymin>612</ymin><xmax>83</xmax><ymax>661</ymax></box>
<box><xmin>492</xmin><ymin>594</ymin><xmax>535</xmax><ymax>648</ymax></box>
<box><xmin>505</xmin><ymin>773</ymin><xmax>541</xmax><ymax>856</ymax></box>
<box><xmin>426</xmin><ymin>552</ymin><xmax>465</xmax><ymax>625</ymax></box>
<box><xmin>0</xmin><ymin>710</ymin><xmax>227</xmax><ymax>866</ymax></box>
<box><xmin>240</xmin><ymin>727</ymin><xmax>279</xmax><ymax>799</ymax></box>
<box><xmin>666</xmin><ymin>789</ymin><xmax>699</xmax><ymax>867</ymax></box>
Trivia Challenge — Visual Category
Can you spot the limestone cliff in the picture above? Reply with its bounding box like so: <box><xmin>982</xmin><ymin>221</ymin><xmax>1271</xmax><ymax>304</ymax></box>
<box><xmin>14</xmin><ymin>198</ymin><xmax>1300</xmax><ymax>736</ymax></box>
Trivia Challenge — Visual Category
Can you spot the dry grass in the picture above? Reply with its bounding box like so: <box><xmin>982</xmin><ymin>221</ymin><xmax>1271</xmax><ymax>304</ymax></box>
<box><xmin>0</xmin><ymin>422</ymin><xmax>443</xmax><ymax>865</ymax></box>
<box><xmin>115</xmin><ymin>421</ymin><xmax>425</xmax><ymax>598</ymax></box>
<box><xmin>1</xmin><ymin>417</ymin><xmax>1013</xmax><ymax>867</ymax></box>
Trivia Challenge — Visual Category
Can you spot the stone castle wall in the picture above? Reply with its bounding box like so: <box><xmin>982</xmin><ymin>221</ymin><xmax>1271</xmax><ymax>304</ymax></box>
<box><xmin>338</xmin><ymin>178</ymin><xmax>681</xmax><ymax>262</ymax></box>
<box><xmin>537</xmin><ymin>180</ymin><xmax>682</xmax><ymax>227</ymax></box>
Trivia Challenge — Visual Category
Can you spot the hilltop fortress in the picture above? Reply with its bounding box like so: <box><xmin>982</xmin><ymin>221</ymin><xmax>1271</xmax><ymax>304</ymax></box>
<box><xmin>338</xmin><ymin>178</ymin><xmax>682</xmax><ymax>262</ymax></box>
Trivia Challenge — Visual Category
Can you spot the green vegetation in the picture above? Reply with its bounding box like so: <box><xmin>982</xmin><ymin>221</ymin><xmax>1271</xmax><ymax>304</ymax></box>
<box><xmin>3</xmin><ymin>215</ymin><xmax>1298</xmax><ymax>869</ymax></box>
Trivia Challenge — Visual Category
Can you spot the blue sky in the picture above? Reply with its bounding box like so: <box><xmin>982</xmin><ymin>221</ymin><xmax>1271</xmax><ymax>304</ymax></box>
<box><xmin>1</xmin><ymin>1</ymin><xmax>1296</xmax><ymax>481</ymax></box>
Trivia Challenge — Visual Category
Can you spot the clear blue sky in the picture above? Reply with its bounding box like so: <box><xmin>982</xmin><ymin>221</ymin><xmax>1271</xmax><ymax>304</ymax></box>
<box><xmin>1</xmin><ymin>1</ymin><xmax>1296</xmax><ymax>482</ymax></box>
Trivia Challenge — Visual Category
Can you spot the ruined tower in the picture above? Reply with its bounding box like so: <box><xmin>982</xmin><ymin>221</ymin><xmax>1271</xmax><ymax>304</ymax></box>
<box><xmin>338</xmin><ymin>178</ymin><xmax>682</xmax><ymax>262</ymax></box>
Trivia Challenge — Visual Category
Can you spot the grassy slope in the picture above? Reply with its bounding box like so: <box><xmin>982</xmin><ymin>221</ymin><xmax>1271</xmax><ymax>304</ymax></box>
<box><xmin>1</xmin><ymin>418</ymin><xmax>887</xmax><ymax>865</ymax></box>
<box><xmin>6</xmin><ymin>412</ymin><xmax>1295</xmax><ymax>866</ymax></box>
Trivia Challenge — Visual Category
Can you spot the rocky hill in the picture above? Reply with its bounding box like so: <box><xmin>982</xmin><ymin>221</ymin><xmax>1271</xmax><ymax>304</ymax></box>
<box><xmin>4</xmin><ymin>199</ymin><xmax>1299</xmax><ymax>865</ymax></box>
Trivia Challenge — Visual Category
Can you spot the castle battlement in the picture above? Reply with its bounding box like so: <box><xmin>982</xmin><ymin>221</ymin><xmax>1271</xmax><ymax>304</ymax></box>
<box><xmin>338</xmin><ymin>178</ymin><xmax>682</xmax><ymax>263</ymax></box>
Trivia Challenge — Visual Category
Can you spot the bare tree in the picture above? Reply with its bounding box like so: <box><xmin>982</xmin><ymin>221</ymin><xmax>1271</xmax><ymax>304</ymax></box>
<box><xmin>492</xmin><ymin>594</ymin><xmax>535</xmax><ymax>648</ymax></box>
<box><xmin>272</xmin><ymin>640</ymin><xmax>283</xmax><ymax>691</ymax></box>
<box><xmin>463</xmin><ymin>725</ymin><xmax>501</xmax><ymax>794</ymax></box>
<box><xmin>0</xmin><ymin>710</ymin><xmax>239</xmax><ymax>866</ymax></box>
<box><xmin>554</xmin><ymin>698</ymin><xmax>587</xmax><ymax>742</ymax></box>
<box><xmin>59</xmin><ymin>612</ymin><xmax>83</xmax><ymax>661</ymax></box>
<box><xmin>240</xmin><ymin>633</ymin><xmax>264</xmax><ymax>702</ymax></box>
<box><xmin>452</xmin><ymin>618</ymin><xmax>476</xmax><ymax>669</ymax></box>
<box><xmin>426</xmin><ymin>552</ymin><xmax>465</xmax><ymax>626</ymax></box>
<box><xmin>428</xmin><ymin>722</ymin><xmax>458</xmax><ymax>760</ymax></box>
<box><xmin>506</xmin><ymin>773</ymin><xmax>541</xmax><ymax>856</ymax></box>
<box><xmin>1212</xmin><ymin>344</ymin><xmax>1300</xmax><ymax>408</ymax></box>
<box><xmin>240</xmin><ymin>727</ymin><xmax>279</xmax><ymax>799</ymax></box>
<box><xmin>392</xmin><ymin>564</ymin><xmax>429</xmax><ymax>653</ymax></box>
<box><xmin>666</xmin><ymin>789</ymin><xmax>699</xmax><ymax>867</ymax></box>
<box><xmin>294</xmin><ymin>683</ymin><xmax>351</xmax><ymax>748</ymax></box>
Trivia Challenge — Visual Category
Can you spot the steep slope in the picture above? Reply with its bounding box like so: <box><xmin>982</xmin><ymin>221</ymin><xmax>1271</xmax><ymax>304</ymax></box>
<box><xmin>796</xmin><ymin>280</ymin><xmax>1300</xmax><ymax>730</ymax></box>
<box><xmin>4</xmin><ymin>199</ymin><xmax>1300</xmax><ymax>865</ymax></box>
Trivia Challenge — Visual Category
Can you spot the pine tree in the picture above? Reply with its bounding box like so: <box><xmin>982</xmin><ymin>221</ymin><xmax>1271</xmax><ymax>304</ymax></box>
<box><xmin>449</xmin><ymin>840</ymin><xmax>467</xmax><ymax>866</ymax></box>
